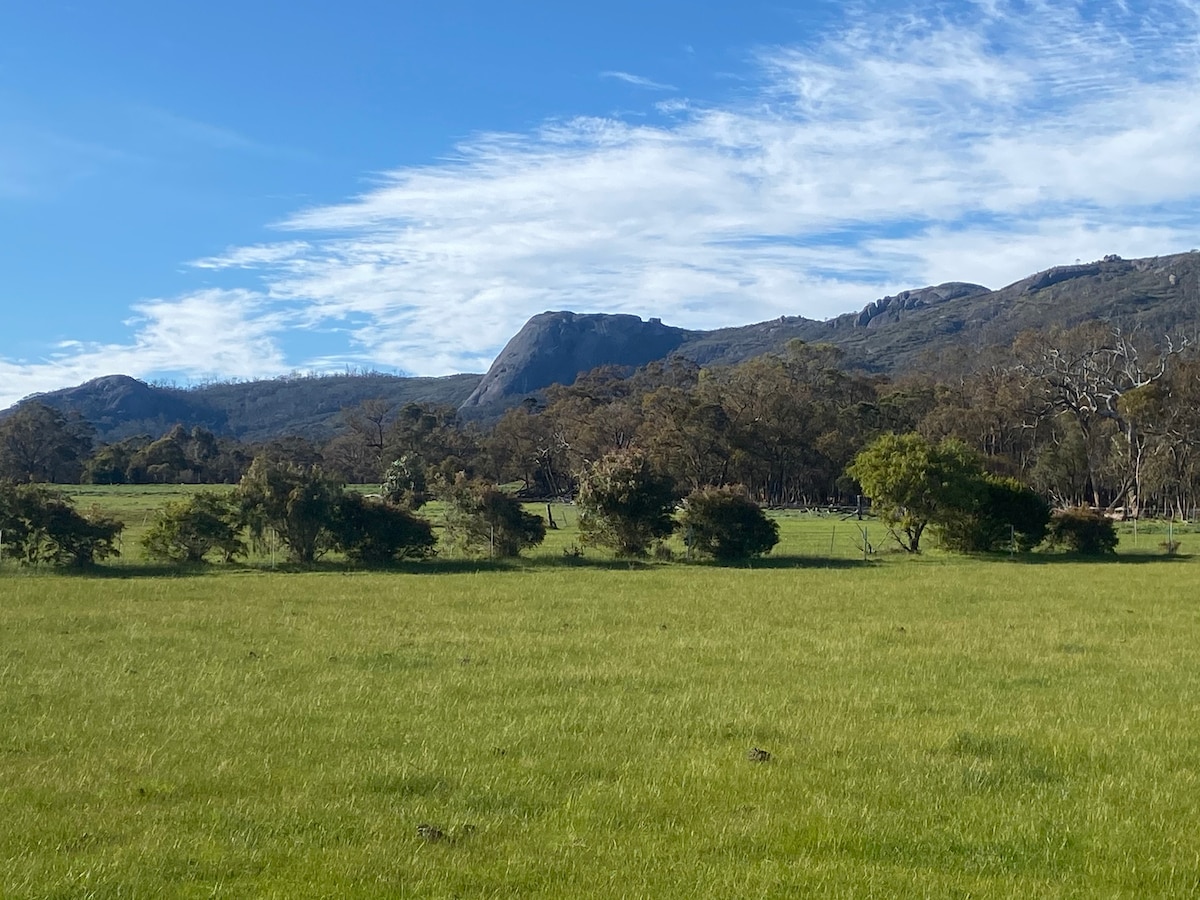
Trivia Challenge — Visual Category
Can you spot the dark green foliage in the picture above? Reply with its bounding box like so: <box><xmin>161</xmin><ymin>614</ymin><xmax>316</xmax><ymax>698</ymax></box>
<box><xmin>84</xmin><ymin>438</ymin><xmax>144</xmax><ymax>485</ymax></box>
<box><xmin>0</xmin><ymin>481</ymin><xmax>122</xmax><ymax>566</ymax></box>
<box><xmin>331</xmin><ymin>493</ymin><xmax>435</xmax><ymax>564</ymax></box>
<box><xmin>141</xmin><ymin>492</ymin><xmax>245</xmax><ymax>563</ymax></box>
<box><xmin>679</xmin><ymin>487</ymin><xmax>779</xmax><ymax>561</ymax></box>
<box><xmin>441</xmin><ymin>476</ymin><xmax>546</xmax><ymax>557</ymax></box>
<box><xmin>232</xmin><ymin>455</ymin><xmax>439</xmax><ymax>565</ymax></box>
<box><xmin>128</xmin><ymin>430</ymin><xmax>191</xmax><ymax>483</ymax></box>
<box><xmin>577</xmin><ymin>449</ymin><xmax>678</xmax><ymax>557</ymax></box>
<box><xmin>0</xmin><ymin>403</ymin><xmax>93</xmax><ymax>483</ymax></box>
<box><xmin>940</xmin><ymin>476</ymin><xmax>1051</xmax><ymax>553</ymax></box>
<box><xmin>1046</xmin><ymin>507</ymin><xmax>1119</xmax><ymax>555</ymax></box>
<box><xmin>237</xmin><ymin>457</ymin><xmax>343</xmax><ymax>564</ymax></box>
<box><xmin>86</xmin><ymin>428</ymin><xmax>250</xmax><ymax>485</ymax></box>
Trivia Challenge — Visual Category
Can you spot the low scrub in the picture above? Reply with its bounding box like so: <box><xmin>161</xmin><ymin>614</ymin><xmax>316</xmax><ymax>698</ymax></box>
<box><xmin>1046</xmin><ymin>507</ymin><xmax>1119</xmax><ymax>555</ymax></box>
<box><xmin>680</xmin><ymin>486</ymin><xmax>779</xmax><ymax>561</ymax></box>
<box><xmin>0</xmin><ymin>481</ymin><xmax>123</xmax><ymax>567</ymax></box>
<box><xmin>142</xmin><ymin>492</ymin><xmax>245</xmax><ymax>563</ymax></box>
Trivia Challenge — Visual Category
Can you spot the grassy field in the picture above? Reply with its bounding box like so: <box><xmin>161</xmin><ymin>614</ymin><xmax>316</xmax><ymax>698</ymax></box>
<box><xmin>2</xmin><ymin>490</ymin><xmax>1199</xmax><ymax>897</ymax></box>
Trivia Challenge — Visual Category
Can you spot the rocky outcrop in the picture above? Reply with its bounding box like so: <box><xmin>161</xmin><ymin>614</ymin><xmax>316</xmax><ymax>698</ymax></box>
<box><xmin>1017</xmin><ymin>255</ymin><xmax>1134</xmax><ymax>293</ymax></box>
<box><xmin>10</xmin><ymin>252</ymin><xmax>1197</xmax><ymax>436</ymax></box>
<box><xmin>826</xmin><ymin>283</ymin><xmax>990</xmax><ymax>329</ymax></box>
<box><xmin>461</xmin><ymin>312</ymin><xmax>690</xmax><ymax>408</ymax></box>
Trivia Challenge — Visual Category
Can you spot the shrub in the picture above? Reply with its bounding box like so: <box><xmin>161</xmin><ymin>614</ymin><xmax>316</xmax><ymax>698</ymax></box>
<box><xmin>576</xmin><ymin>449</ymin><xmax>677</xmax><ymax>557</ymax></box>
<box><xmin>441</xmin><ymin>476</ymin><xmax>546</xmax><ymax>558</ymax></box>
<box><xmin>679</xmin><ymin>487</ymin><xmax>779</xmax><ymax>561</ymax></box>
<box><xmin>1046</xmin><ymin>507</ymin><xmax>1118</xmax><ymax>555</ymax></box>
<box><xmin>142</xmin><ymin>492</ymin><xmax>245</xmax><ymax>563</ymax></box>
<box><xmin>939</xmin><ymin>475</ymin><xmax>1050</xmax><ymax>553</ymax></box>
<box><xmin>237</xmin><ymin>457</ymin><xmax>343</xmax><ymax>563</ymax></box>
<box><xmin>0</xmin><ymin>481</ymin><xmax>122</xmax><ymax>567</ymax></box>
<box><xmin>331</xmin><ymin>492</ymin><xmax>435</xmax><ymax>564</ymax></box>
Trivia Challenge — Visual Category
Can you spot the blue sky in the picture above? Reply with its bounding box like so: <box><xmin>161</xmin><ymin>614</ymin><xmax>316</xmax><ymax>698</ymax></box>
<box><xmin>2</xmin><ymin>0</ymin><xmax>1199</xmax><ymax>407</ymax></box>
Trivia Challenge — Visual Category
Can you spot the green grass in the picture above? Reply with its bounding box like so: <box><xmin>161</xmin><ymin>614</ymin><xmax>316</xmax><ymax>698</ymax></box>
<box><xmin>3</xmin><ymin>491</ymin><xmax>1200</xmax><ymax>896</ymax></box>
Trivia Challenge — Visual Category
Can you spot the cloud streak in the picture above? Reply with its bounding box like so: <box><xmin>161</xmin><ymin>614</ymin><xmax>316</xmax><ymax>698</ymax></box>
<box><xmin>4</xmin><ymin>0</ymin><xmax>1200</xmax><ymax>408</ymax></box>
<box><xmin>601</xmin><ymin>70</ymin><xmax>677</xmax><ymax>91</ymax></box>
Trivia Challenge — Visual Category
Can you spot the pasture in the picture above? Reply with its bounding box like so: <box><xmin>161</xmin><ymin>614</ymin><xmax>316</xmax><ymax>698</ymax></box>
<box><xmin>2</xmin><ymin>489</ymin><xmax>1199</xmax><ymax>897</ymax></box>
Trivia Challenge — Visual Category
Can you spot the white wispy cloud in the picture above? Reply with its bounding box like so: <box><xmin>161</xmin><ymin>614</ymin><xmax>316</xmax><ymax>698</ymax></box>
<box><xmin>191</xmin><ymin>241</ymin><xmax>314</xmax><ymax>270</ymax></box>
<box><xmin>0</xmin><ymin>291</ymin><xmax>288</xmax><ymax>406</ymax></box>
<box><xmin>601</xmin><ymin>70</ymin><xmax>677</xmax><ymax>91</ymax></box>
<box><xmin>4</xmin><ymin>0</ymin><xmax>1200</xmax><ymax>408</ymax></box>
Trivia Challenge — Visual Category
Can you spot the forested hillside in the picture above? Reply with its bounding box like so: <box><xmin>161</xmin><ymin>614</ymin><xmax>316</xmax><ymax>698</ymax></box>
<box><xmin>4</xmin><ymin>372</ymin><xmax>482</xmax><ymax>444</ymax></box>
<box><xmin>4</xmin><ymin>319</ymin><xmax>1199</xmax><ymax>524</ymax></box>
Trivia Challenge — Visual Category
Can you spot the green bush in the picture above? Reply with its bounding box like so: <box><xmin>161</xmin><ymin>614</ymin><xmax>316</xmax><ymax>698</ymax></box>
<box><xmin>1046</xmin><ymin>507</ymin><xmax>1118</xmax><ymax>555</ymax></box>
<box><xmin>679</xmin><ymin>487</ymin><xmax>779</xmax><ymax>561</ymax></box>
<box><xmin>142</xmin><ymin>492</ymin><xmax>245</xmax><ymax>563</ymax></box>
<box><xmin>577</xmin><ymin>449</ymin><xmax>678</xmax><ymax>557</ymax></box>
<box><xmin>331</xmin><ymin>493</ymin><xmax>435</xmax><ymax>564</ymax></box>
<box><xmin>0</xmin><ymin>481</ymin><xmax>123</xmax><ymax>567</ymax></box>
<box><xmin>441</xmin><ymin>476</ymin><xmax>546</xmax><ymax>558</ymax></box>
<box><xmin>237</xmin><ymin>457</ymin><xmax>343</xmax><ymax>564</ymax></box>
<box><xmin>940</xmin><ymin>475</ymin><xmax>1050</xmax><ymax>553</ymax></box>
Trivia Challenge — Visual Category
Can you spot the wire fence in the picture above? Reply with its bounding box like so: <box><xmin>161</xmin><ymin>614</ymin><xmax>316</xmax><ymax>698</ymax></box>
<box><xmin>771</xmin><ymin>514</ymin><xmax>881</xmax><ymax>560</ymax></box>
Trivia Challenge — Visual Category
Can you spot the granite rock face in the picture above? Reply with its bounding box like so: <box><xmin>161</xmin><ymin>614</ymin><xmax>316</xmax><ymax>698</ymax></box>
<box><xmin>462</xmin><ymin>312</ymin><xmax>689</xmax><ymax>408</ymax></box>
<box><xmin>849</xmin><ymin>283</ymin><xmax>989</xmax><ymax>329</ymax></box>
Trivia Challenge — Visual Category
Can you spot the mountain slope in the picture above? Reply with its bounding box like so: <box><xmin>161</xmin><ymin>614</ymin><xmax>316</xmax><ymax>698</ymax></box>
<box><xmin>7</xmin><ymin>373</ymin><xmax>482</xmax><ymax>444</ymax></box>
<box><xmin>801</xmin><ymin>252</ymin><xmax>1200</xmax><ymax>371</ymax></box>
<box><xmin>674</xmin><ymin>282</ymin><xmax>990</xmax><ymax>368</ymax></box>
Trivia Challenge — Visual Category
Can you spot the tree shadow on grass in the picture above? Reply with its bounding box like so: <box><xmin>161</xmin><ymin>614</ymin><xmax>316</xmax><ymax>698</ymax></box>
<box><xmin>679</xmin><ymin>554</ymin><xmax>871</xmax><ymax>570</ymax></box>
<box><xmin>1001</xmin><ymin>551</ymin><xmax>1194</xmax><ymax>565</ymax></box>
<box><xmin>41</xmin><ymin>561</ymin><xmax>271</xmax><ymax>579</ymax></box>
<box><xmin>34</xmin><ymin>551</ymin><xmax>872</xmax><ymax>579</ymax></box>
<box><xmin>368</xmin><ymin>554</ymin><xmax>872</xmax><ymax>574</ymax></box>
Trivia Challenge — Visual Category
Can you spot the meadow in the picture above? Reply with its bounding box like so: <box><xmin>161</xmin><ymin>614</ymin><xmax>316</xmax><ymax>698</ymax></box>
<box><xmin>2</xmin><ymin>488</ymin><xmax>1199</xmax><ymax>897</ymax></box>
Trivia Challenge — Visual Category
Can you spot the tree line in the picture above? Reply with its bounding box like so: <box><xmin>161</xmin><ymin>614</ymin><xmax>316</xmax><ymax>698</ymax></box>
<box><xmin>1</xmin><ymin>321</ymin><xmax>1196</xmax><ymax>567</ymax></box>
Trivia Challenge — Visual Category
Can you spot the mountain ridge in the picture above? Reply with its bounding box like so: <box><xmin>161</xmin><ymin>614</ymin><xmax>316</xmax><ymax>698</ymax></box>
<box><xmin>5</xmin><ymin>372</ymin><xmax>483</xmax><ymax>444</ymax></box>
<box><xmin>7</xmin><ymin>250</ymin><xmax>1199</xmax><ymax>441</ymax></box>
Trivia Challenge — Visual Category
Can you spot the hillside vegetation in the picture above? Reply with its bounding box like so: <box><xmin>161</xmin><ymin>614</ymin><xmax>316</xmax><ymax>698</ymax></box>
<box><xmin>4</xmin><ymin>372</ymin><xmax>482</xmax><ymax>444</ymax></box>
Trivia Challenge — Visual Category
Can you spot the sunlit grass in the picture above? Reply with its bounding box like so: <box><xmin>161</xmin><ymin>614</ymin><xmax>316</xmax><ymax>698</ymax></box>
<box><xmin>2</xmin><ymin>488</ymin><xmax>1198</xmax><ymax>895</ymax></box>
